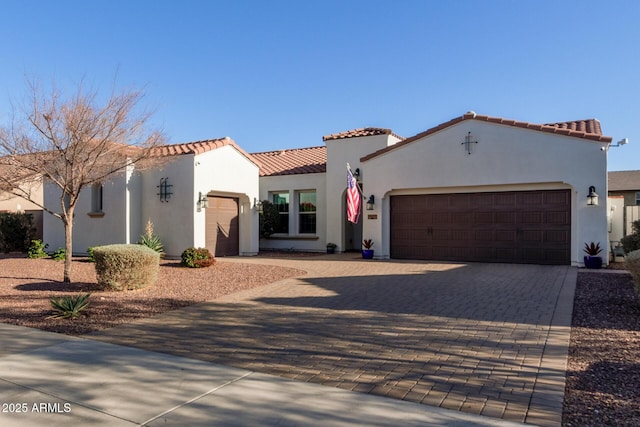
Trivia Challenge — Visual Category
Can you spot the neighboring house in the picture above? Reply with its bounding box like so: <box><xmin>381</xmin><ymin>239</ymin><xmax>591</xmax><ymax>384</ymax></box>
<box><xmin>42</xmin><ymin>112</ymin><xmax>612</xmax><ymax>266</ymax></box>
<box><xmin>43</xmin><ymin>138</ymin><xmax>260</xmax><ymax>258</ymax></box>
<box><xmin>0</xmin><ymin>164</ymin><xmax>44</xmax><ymax>239</ymax></box>
<box><xmin>608</xmin><ymin>170</ymin><xmax>640</xmax><ymax>238</ymax></box>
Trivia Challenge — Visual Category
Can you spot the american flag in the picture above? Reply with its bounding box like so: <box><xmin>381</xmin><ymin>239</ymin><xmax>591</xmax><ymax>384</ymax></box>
<box><xmin>346</xmin><ymin>165</ymin><xmax>361</xmax><ymax>224</ymax></box>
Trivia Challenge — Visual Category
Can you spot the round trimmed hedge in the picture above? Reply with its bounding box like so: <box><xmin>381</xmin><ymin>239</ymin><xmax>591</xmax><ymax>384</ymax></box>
<box><xmin>93</xmin><ymin>244</ymin><xmax>160</xmax><ymax>291</ymax></box>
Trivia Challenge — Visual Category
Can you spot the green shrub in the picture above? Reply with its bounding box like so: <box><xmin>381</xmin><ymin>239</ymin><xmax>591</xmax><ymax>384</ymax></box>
<box><xmin>625</xmin><ymin>249</ymin><xmax>640</xmax><ymax>299</ymax></box>
<box><xmin>51</xmin><ymin>247</ymin><xmax>66</xmax><ymax>261</ymax></box>
<box><xmin>621</xmin><ymin>220</ymin><xmax>640</xmax><ymax>254</ymax></box>
<box><xmin>93</xmin><ymin>244</ymin><xmax>160</xmax><ymax>291</ymax></box>
<box><xmin>181</xmin><ymin>247</ymin><xmax>215</xmax><ymax>268</ymax></box>
<box><xmin>0</xmin><ymin>212</ymin><xmax>36</xmax><ymax>253</ymax></box>
<box><xmin>27</xmin><ymin>239</ymin><xmax>49</xmax><ymax>259</ymax></box>
<box><xmin>259</xmin><ymin>200</ymin><xmax>280</xmax><ymax>238</ymax></box>
<box><xmin>49</xmin><ymin>293</ymin><xmax>91</xmax><ymax>319</ymax></box>
<box><xmin>138</xmin><ymin>219</ymin><xmax>164</xmax><ymax>255</ymax></box>
<box><xmin>87</xmin><ymin>246</ymin><xmax>96</xmax><ymax>262</ymax></box>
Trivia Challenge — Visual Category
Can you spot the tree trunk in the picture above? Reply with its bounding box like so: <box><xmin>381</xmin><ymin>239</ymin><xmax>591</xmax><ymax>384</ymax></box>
<box><xmin>63</xmin><ymin>212</ymin><xmax>73</xmax><ymax>283</ymax></box>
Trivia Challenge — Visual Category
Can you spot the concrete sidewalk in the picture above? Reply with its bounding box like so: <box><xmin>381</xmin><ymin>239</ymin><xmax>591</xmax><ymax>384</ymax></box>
<box><xmin>0</xmin><ymin>323</ymin><xmax>528</xmax><ymax>426</ymax></box>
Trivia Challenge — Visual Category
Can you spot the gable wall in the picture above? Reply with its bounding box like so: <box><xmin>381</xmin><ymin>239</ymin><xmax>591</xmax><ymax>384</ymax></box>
<box><xmin>192</xmin><ymin>145</ymin><xmax>259</xmax><ymax>256</ymax></box>
<box><xmin>361</xmin><ymin>120</ymin><xmax>609</xmax><ymax>265</ymax></box>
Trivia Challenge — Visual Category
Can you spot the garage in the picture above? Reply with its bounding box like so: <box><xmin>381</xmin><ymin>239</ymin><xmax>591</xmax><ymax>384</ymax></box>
<box><xmin>390</xmin><ymin>189</ymin><xmax>571</xmax><ymax>265</ymax></box>
<box><xmin>205</xmin><ymin>196</ymin><xmax>240</xmax><ymax>257</ymax></box>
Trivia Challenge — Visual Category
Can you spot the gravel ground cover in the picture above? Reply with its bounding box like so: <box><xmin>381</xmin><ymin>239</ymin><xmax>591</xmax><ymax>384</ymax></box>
<box><xmin>0</xmin><ymin>254</ymin><xmax>303</xmax><ymax>335</ymax></box>
<box><xmin>563</xmin><ymin>271</ymin><xmax>640</xmax><ymax>426</ymax></box>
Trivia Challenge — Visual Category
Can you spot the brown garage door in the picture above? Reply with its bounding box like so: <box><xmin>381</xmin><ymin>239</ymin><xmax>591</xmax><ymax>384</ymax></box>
<box><xmin>206</xmin><ymin>196</ymin><xmax>239</xmax><ymax>257</ymax></box>
<box><xmin>391</xmin><ymin>190</ymin><xmax>571</xmax><ymax>265</ymax></box>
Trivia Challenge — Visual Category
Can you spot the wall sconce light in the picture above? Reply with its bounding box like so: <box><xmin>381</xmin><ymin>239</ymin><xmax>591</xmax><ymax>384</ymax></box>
<box><xmin>254</xmin><ymin>198</ymin><xmax>263</xmax><ymax>212</ymax></box>
<box><xmin>366</xmin><ymin>195</ymin><xmax>375</xmax><ymax>210</ymax></box>
<box><xmin>197</xmin><ymin>192</ymin><xmax>209</xmax><ymax>212</ymax></box>
<box><xmin>587</xmin><ymin>186</ymin><xmax>599</xmax><ymax>206</ymax></box>
<box><xmin>353</xmin><ymin>168</ymin><xmax>360</xmax><ymax>178</ymax></box>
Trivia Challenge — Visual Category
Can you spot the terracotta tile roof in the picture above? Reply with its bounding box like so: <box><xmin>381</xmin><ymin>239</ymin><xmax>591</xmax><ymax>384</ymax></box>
<box><xmin>322</xmin><ymin>127</ymin><xmax>404</xmax><ymax>141</ymax></box>
<box><xmin>544</xmin><ymin>119</ymin><xmax>603</xmax><ymax>135</ymax></box>
<box><xmin>608</xmin><ymin>170</ymin><xmax>640</xmax><ymax>191</ymax></box>
<box><xmin>152</xmin><ymin>137</ymin><xmax>259</xmax><ymax>167</ymax></box>
<box><xmin>250</xmin><ymin>146</ymin><xmax>327</xmax><ymax>177</ymax></box>
<box><xmin>361</xmin><ymin>112</ymin><xmax>613</xmax><ymax>162</ymax></box>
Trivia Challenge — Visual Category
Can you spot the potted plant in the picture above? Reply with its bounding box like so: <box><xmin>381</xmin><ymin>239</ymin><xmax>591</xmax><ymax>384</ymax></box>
<box><xmin>362</xmin><ymin>239</ymin><xmax>374</xmax><ymax>259</ymax></box>
<box><xmin>583</xmin><ymin>242</ymin><xmax>603</xmax><ymax>269</ymax></box>
<box><xmin>326</xmin><ymin>243</ymin><xmax>337</xmax><ymax>254</ymax></box>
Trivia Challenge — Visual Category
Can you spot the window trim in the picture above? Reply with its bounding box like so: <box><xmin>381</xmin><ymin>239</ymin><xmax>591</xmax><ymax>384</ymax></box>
<box><xmin>297</xmin><ymin>190</ymin><xmax>317</xmax><ymax>234</ymax></box>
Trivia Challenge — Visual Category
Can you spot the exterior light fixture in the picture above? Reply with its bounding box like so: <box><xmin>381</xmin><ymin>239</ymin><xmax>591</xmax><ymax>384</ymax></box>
<box><xmin>197</xmin><ymin>192</ymin><xmax>209</xmax><ymax>212</ymax></box>
<box><xmin>254</xmin><ymin>198</ymin><xmax>263</xmax><ymax>212</ymax></box>
<box><xmin>353</xmin><ymin>168</ymin><xmax>360</xmax><ymax>178</ymax></box>
<box><xmin>366</xmin><ymin>195</ymin><xmax>375</xmax><ymax>210</ymax></box>
<box><xmin>587</xmin><ymin>186</ymin><xmax>599</xmax><ymax>206</ymax></box>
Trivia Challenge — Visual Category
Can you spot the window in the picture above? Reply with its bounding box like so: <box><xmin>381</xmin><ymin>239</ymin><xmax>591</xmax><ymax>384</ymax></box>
<box><xmin>298</xmin><ymin>191</ymin><xmax>316</xmax><ymax>234</ymax></box>
<box><xmin>272</xmin><ymin>192</ymin><xmax>289</xmax><ymax>233</ymax></box>
<box><xmin>91</xmin><ymin>184</ymin><xmax>103</xmax><ymax>213</ymax></box>
<box><xmin>636</xmin><ymin>192</ymin><xmax>640</xmax><ymax>206</ymax></box>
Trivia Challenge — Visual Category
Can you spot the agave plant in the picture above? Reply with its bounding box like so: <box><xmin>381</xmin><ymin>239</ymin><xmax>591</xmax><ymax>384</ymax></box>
<box><xmin>49</xmin><ymin>293</ymin><xmax>91</xmax><ymax>319</ymax></box>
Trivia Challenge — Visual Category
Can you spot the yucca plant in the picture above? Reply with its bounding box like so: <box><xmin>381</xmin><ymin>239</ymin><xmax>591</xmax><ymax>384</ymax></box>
<box><xmin>49</xmin><ymin>293</ymin><xmax>91</xmax><ymax>319</ymax></box>
<box><xmin>138</xmin><ymin>219</ymin><xmax>164</xmax><ymax>255</ymax></box>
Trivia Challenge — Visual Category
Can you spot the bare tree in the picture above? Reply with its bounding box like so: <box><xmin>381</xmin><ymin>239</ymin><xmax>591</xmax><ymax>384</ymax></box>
<box><xmin>0</xmin><ymin>79</ymin><xmax>166</xmax><ymax>283</ymax></box>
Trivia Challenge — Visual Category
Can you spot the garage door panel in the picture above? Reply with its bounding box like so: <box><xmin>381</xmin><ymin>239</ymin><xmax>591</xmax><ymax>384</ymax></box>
<box><xmin>546</xmin><ymin>211</ymin><xmax>570</xmax><ymax>224</ymax></box>
<box><xmin>391</xmin><ymin>190</ymin><xmax>571</xmax><ymax>265</ymax></box>
<box><xmin>474</xmin><ymin>230</ymin><xmax>492</xmax><ymax>241</ymax></box>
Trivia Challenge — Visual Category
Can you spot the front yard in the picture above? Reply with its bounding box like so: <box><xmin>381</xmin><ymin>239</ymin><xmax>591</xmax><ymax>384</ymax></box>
<box><xmin>0</xmin><ymin>254</ymin><xmax>303</xmax><ymax>334</ymax></box>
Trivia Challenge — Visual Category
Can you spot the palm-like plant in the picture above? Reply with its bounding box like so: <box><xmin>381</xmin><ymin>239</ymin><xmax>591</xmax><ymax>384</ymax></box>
<box><xmin>584</xmin><ymin>242</ymin><xmax>602</xmax><ymax>256</ymax></box>
<box><xmin>49</xmin><ymin>293</ymin><xmax>91</xmax><ymax>319</ymax></box>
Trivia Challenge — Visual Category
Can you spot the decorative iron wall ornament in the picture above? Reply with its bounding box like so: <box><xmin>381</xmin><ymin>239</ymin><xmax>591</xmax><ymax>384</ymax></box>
<box><xmin>157</xmin><ymin>177</ymin><xmax>173</xmax><ymax>202</ymax></box>
<box><xmin>461</xmin><ymin>131</ymin><xmax>478</xmax><ymax>155</ymax></box>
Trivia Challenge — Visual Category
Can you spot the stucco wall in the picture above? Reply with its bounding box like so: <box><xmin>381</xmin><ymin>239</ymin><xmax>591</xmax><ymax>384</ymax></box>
<box><xmin>258</xmin><ymin>172</ymin><xmax>326</xmax><ymax>251</ymax></box>
<box><xmin>0</xmin><ymin>181</ymin><xmax>43</xmax><ymax>212</ymax></box>
<box><xmin>192</xmin><ymin>145</ymin><xmax>260</xmax><ymax>256</ymax></box>
<box><xmin>42</xmin><ymin>174</ymin><xmax>130</xmax><ymax>254</ymax></box>
<box><xmin>608</xmin><ymin>190</ymin><xmax>638</xmax><ymax>207</ymax></box>
<box><xmin>361</xmin><ymin>120</ymin><xmax>609</xmax><ymax>265</ymax></box>
<box><xmin>325</xmin><ymin>134</ymin><xmax>400</xmax><ymax>251</ymax></box>
<box><xmin>139</xmin><ymin>155</ymin><xmax>195</xmax><ymax>258</ymax></box>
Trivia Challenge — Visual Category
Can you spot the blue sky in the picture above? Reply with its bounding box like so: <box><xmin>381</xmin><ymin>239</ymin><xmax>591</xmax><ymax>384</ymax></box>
<box><xmin>1</xmin><ymin>0</ymin><xmax>637</xmax><ymax>171</ymax></box>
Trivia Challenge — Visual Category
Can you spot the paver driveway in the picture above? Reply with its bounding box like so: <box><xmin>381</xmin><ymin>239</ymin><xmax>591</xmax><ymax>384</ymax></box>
<box><xmin>90</xmin><ymin>254</ymin><xmax>575</xmax><ymax>427</ymax></box>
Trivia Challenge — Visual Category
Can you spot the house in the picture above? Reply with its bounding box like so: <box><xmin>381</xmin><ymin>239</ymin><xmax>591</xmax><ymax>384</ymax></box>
<box><xmin>608</xmin><ymin>170</ymin><xmax>640</xmax><ymax>240</ymax></box>
<box><xmin>0</xmin><ymin>164</ymin><xmax>44</xmax><ymax>240</ymax></box>
<box><xmin>43</xmin><ymin>112</ymin><xmax>612</xmax><ymax>266</ymax></box>
<box><xmin>256</xmin><ymin>112</ymin><xmax>610</xmax><ymax>265</ymax></box>
<box><xmin>43</xmin><ymin>138</ymin><xmax>260</xmax><ymax>258</ymax></box>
